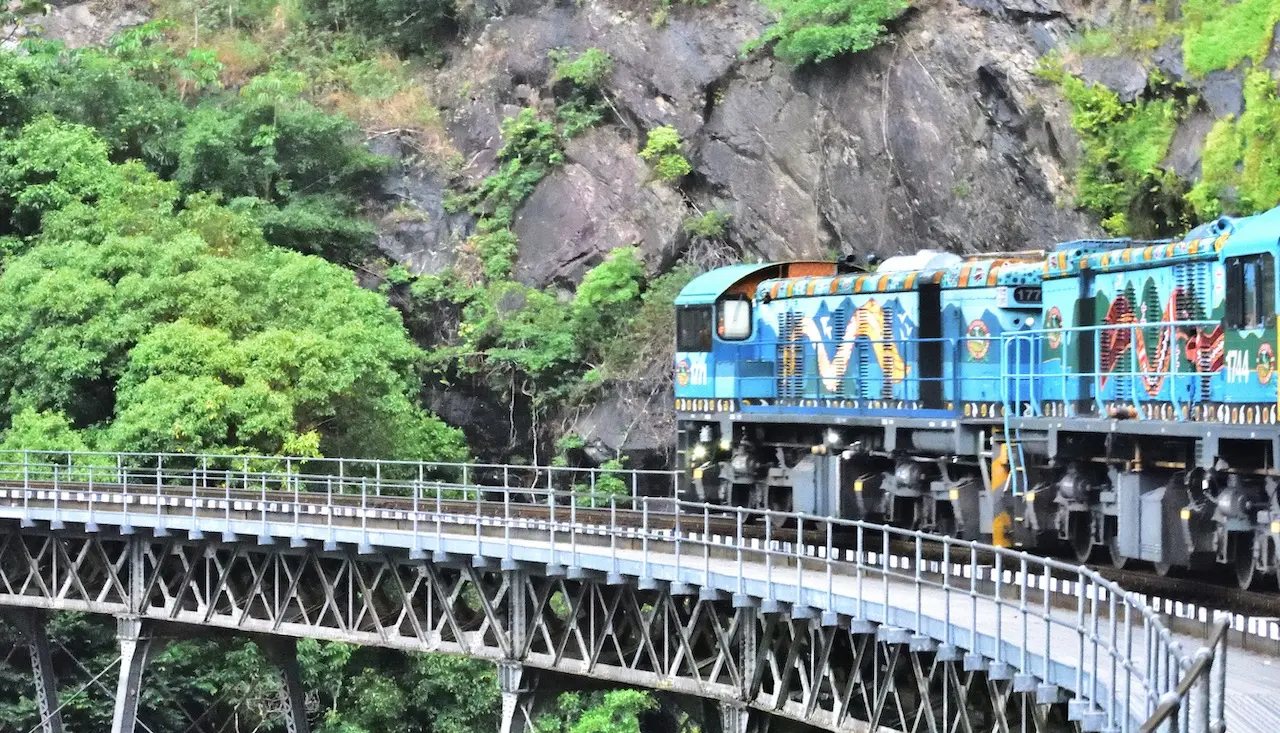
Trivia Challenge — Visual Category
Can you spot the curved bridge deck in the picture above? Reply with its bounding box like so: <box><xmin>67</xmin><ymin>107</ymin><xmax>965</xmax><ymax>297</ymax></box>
<box><xmin>0</xmin><ymin>451</ymin><xmax>1251</xmax><ymax>733</ymax></box>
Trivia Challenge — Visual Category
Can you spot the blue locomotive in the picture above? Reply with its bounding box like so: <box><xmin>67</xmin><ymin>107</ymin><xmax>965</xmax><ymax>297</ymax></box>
<box><xmin>674</xmin><ymin>207</ymin><xmax>1280</xmax><ymax>588</ymax></box>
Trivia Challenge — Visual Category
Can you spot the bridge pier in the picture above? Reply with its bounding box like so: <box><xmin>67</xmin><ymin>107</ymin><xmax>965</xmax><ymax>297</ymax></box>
<box><xmin>7</xmin><ymin>609</ymin><xmax>65</xmax><ymax>733</ymax></box>
<box><xmin>111</xmin><ymin>617</ymin><xmax>165</xmax><ymax>733</ymax></box>
<box><xmin>499</xmin><ymin>662</ymin><xmax>538</xmax><ymax>733</ymax></box>
<box><xmin>259</xmin><ymin>637</ymin><xmax>311</xmax><ymax>733</ymax></box>
<box><xmin>718</xmin><ymin>702</ymin><xmax>752</xmax><ymax>733</ymax></box>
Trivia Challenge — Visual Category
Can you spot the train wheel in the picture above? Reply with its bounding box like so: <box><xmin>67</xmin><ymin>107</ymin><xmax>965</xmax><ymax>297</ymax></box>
<box><xmin>1108</xmin><ymin>534</ymin><xmax>1128</xmax><ymax>570</ymax></box>
<box><xmin>1069</xmin><ymin>513</ymin><xmax>1092</xmax><ymax>564</ymax></box>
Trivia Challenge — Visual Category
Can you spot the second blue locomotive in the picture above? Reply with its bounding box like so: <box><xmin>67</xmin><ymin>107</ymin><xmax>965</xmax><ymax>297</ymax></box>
<box><xmin>674</xmin><ymin>207</ymin><xmax>1280</xmax><ymax>589</ymax></box>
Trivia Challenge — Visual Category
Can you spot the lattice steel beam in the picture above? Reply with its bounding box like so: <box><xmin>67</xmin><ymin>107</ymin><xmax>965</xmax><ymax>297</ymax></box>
<box><xmin>6</xmin><ymin>608</ymin><xmax>65</xmax><ymax>733</ymax></box>
<box><xmin>0</xmin><ymin>526</ymin><xmax>1072</xmax><ymax>733</ymax></box>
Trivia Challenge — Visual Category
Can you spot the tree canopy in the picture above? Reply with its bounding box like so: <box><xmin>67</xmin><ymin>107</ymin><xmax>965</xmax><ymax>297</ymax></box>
<box><xmin>0</xmin><ymin>116</ymin><xmax>464</xmax><ymax>460</ymax></box>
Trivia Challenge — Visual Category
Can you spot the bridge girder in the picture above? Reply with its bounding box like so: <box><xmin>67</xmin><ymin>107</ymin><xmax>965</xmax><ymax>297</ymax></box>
<box><xmin>0</xmin><ymin>526</ymin><xmax>1073</xmax><ymax>733</ymax></box>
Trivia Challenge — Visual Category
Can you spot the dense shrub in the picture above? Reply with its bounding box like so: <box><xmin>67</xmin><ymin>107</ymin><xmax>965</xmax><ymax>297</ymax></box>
<box><xmin>747</xmin><ymin>0</ymin><xmax>909</xmax><ymax>64</ymax></box>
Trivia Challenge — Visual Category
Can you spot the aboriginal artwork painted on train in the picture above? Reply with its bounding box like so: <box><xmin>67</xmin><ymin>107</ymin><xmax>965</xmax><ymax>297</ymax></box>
<box><xmin>1040</xmin><ymin>260</ymin><xmax>1278</xmax><ymax>422</ymax></box>
<box><xmin>763</xmin><ymin>295</ymin><xmax>916</xmax><ymax>404</ymax></box>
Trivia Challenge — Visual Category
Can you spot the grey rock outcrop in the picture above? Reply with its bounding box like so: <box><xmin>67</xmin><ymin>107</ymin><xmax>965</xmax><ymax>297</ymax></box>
<box><xmin>695</xmin><ymin>3</ymin><xmax>1096</xmax><ymax>261</ymax></box>
<box><xmin>1201</xmin><ymin>68</ymin><xmax>1244</xmax><ymax>118</ymax></box>
<box><xmin>434</xmin><ymin>0</ymin><xmax>1098</xmax><ymax>281</ymax></box>
<box><xmin>10</xmin><ymin>1</ymin><xmax>147</xmax><ymax>48</ymax></box>
<box><xmin>1079</xmin><ymin>55</ymin><xmax>1148</xmax><ymax>102</ymax></box>
<box><xmin>513</xmin><ymin>127</ymin><xmax>686</xmax><ymax>287</ymax></box>
<box><xmin>369</xmin><ymin>136</ymin><xmax>473</xmax><ymax>276</ymax></box>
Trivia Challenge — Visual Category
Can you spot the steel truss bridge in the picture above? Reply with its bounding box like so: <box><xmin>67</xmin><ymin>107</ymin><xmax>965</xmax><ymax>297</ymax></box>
<box><xmin>0</xmin><ymin>451</ymin><xmax>1237</xmax><ymax>733</ymax></box>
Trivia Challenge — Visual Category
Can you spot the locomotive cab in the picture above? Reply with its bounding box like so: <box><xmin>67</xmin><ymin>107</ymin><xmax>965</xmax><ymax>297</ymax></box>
<box><xmin>674</xmin><ymin>262</ymin><xmax>837</xmax><ymax>505</ymax></box>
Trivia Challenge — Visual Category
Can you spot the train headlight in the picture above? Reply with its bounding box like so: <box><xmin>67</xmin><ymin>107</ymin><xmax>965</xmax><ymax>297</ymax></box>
<box><xmin>1272</xmin><ymin>521</ymin><xmax>1280</xmax><ymax>534</ymax></box>
<box><xmin>825</xmin><ymin>429</ymin><xmax>844</xmax><ymax>448</ymax></box>
<box><xmin>719</xmin><ymin>438</ymin><xmax>732</xmax><ymax>452</ymax></box>
<box><xmin>1025</xmin><ymin>490</ymin><xmax>1036</xmax><ymax>504</ymax></box>
<box><xmin>1180</xmin><ymin>508</ymin><xmax>1192</xmax><ymax>521</ymax></box>
<box><xmin>692</xmin><ymin>444</ymin><xmax>708</xmax><ymax>462</ymax></box>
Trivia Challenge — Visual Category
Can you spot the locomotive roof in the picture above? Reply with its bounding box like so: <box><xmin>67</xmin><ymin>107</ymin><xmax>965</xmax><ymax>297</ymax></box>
<box><xmin>1041</xmin><ymin>234</ymin><xmax>1229</xmax><ymax>278</ymax></box>
<box><xmin>674</xmin><ymin>264</ymin><xmax>775</xmax><ymax>305</ymax></box>
<box><xmin>755</xmin><ymin>258</ymin><xmax>1044</xmax><ymax>300</ymax></box>
<box><xmin>675</xmin><ymin>262</ymin><xmax>838</xmax><ymax>306</ymax></box>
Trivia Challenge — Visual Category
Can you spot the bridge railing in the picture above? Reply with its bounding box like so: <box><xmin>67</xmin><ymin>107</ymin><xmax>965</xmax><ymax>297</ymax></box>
<box><xmin>0</xmin><ymin>450</ymin><xmax>1224</xmax><ymax>733</ymax></box>
<box><xmin>0</xmin><ymin>449</ymin><xmax>680</xmax><ymax>505</ymax></box>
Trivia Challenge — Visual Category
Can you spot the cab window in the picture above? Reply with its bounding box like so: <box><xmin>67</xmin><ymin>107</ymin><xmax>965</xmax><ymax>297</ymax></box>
<box><xmin>717</xmin><ymin>298</ymin><xmax>752</xmax><ymax>340</ymax></box>
<box><xmin>677</xmin><ymin>306</ymin><xmax>713</xmax><ymax>351</ymax></box>
<box><xmin>1226</xmin><ymin>253</ymin><xmax>1275</xmax><ymax>329</ymax></box>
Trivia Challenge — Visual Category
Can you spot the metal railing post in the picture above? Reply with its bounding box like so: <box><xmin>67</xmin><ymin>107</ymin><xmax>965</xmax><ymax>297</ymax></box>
<box><xmin>994</xmin><ymin>552</ymin><xmax>1004</xmax><ymax>667</ymax></box>
<box><xmin>942</xmin><ymin>539</ymin><xmax>951</xmax><ymax>649</ymax></box>
<box><xmin>260</xmin><ymin>468</ymin><xmax>268</xmax><ymax>540</ymax></box>
<box><xmin>703</xmin><ymin>503</ymin><xmax>711</xmax><ymax>583</ymax></box>
<box><xmin>736</xmin><ymin>509</ymin><xmax>744</xmax><ymax>598</ymax></box>
<box><xmin>914</xmin><ymin>530</ymin><xmax>923</xmax><ymax>632</ymax></box>
<box><xmin>611</xmin><ymin>494</ymin><xmax>618</xmax><ymax>575</ymax></box>
<box><xmin>22</xmin><ymin>450</ymin><xmax>29</xmax><ymax>518</ymax></box>
<box><xmin>764</xmin><ymin>511</ymin><xmax>772</xmax><ymax>600</ymax></box>
<box><xmin>826</xmin><ymin>520</ymin><xmax>834</xmax><ymax>610</ymax></box>
<box><xmin>796</xmin><ymin>515</ymin><xmax>805</xmax><ymax>606</ymax></box>
<box><xmin>155</xmin><ymin>455</ymin><xmax>163</xmax><ymax>531</ymax></box>
<box><xmin>643</xmin><ymin>498</ymin><xmax>651</xmax><ymax>580</ymax></box>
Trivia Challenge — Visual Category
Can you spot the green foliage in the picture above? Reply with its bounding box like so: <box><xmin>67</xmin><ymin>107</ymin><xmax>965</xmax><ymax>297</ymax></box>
<box><xmin>1071</xmin><ymin>28</ymin><xmax>1118</xmax><ymax>55</ymax></box>
<box><xmin>599</xmin><ymin>265</ymin><xmax>696</xmax><ymax>381</ymax></box>
<box><xmin>300</xmin><ymin>0</ymin><xmax>458</xmax><ymax>56</ymax></box>
<box><xmin>549</xmin><ymin>49</ymin><xmax>612</xmax><ymax>139</ymax></box>
<box><xmin>236</xmin><ymin>194</ymin><xmax>379</xmax><ymax>263</ymax></box>
<box><xmin>473</xmin><ymin>227</ymin><xmax>521</xmax><ymax>280</ymax></box>
<box><xmin>746</xmin><ymin>0</ymin><xmax>909</xmax><ymax>64</ymax></box>
<box><xmin>0</xmin><ymin>117</ymin><xmax>465</xmax><ymax>461</ymax></box>
<box><xmin>451</xmin><ymin>108</ymin><xmax>564</xmax><ymax>229</ymax></box>
<box><xmin>297</xmin><ymin>640</ymin><xmax>500</xmax><ymax>733</ymax></box>
<box><xmin>572</xmin><ymin>248</ymin><xmax>645</xmax><ymax>361</ymax></box>
<box><xmin>551</xmin><ymin>48</ymin><xmax>614</xmax><ymax>90</ymax></box>
<box><xmin>557</xmin><ymin>97</ymin><xmax>608</xmax><ymax>139</ymax></box>
<box><xmin>683</xmin><ymin>210</ymin><xmax>732</xmax><ymax>239</ymax></box>
<box><xmin>1181</xmin><ymin>0</ymin><xmax>1280</xmax><ymax>75</ymax></box>
<box><xmin>639</xmin><ymin>126</ymin><xmax>693</xmax><ymax>182</ymax></box>
<box><xmin>1187</xmin><ymin>68</ymin><xmax>1280</xmax><ymax>217</ymax></box>
<box><xmin>0</xmin><ymin>408</ymin><xmax>88</xmax><ymax>455</ymax></box>
<box><xmin>0</xmin><ymin>36</ymin><xmax>388</xmax><ymax>262</ymax></box>
<box><xmin>535</xmin><ymin>690</ymin><xmax>657</xmax><ymax>733</ymax></box>
<box><xmin>1058</xmin><ymin>75</ymin><xmax>1181</xmax><ymax>235</ymax></box>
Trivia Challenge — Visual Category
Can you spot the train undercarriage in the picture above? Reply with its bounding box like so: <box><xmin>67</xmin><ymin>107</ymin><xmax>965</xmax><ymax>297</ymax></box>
<box><xmin>678</xmin><ymin>415</ymin><xmax>1280</xmax><ymax>590</ymax></box>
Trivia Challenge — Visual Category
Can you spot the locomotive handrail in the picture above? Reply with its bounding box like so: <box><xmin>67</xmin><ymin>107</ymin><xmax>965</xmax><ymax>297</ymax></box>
<box><xmin>725</xmin><ymin>317</ymin><xmax>1226</xmax><ymax>423</ymax></box>
<box><xmin>997</xmin><ymin>319</ymin><xmax>1222</xmax><ymax>422</ymax></box>
<box><xmin>0</xmin><ymin>450</ymin><xmax>1226</xmax><ymax>733</ymax></box>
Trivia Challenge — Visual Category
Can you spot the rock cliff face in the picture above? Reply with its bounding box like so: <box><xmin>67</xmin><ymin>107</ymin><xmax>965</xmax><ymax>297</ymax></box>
<box><xmin>403</xmin><ymin>0</ymin><xmax>1108</xmax><ymax>289</ymax></box>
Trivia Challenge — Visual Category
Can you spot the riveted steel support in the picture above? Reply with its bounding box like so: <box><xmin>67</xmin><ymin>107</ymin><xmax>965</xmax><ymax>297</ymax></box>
<box><xmin>720</xmin><ymin>702</ymin><xmax>751</xmax><ymax>733</ymax></box>
<box><xmin>499</xmin><ymin>662</ymin><xmax>535</xmax><ymax>733</ymax></box>
<box><xmin>8</xmin><ymin>609</ymin><xmax>65</xmax><ymax>733</ymax></box>
<box><xmin>111</xmin><ymin>617</ymin><xmax>155</xmax><ymax>733</ymax></box>
<box><xmin>260</xmin><ymin>637</ymin><xmax>311</xmax><ymax>733</ymax></box>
